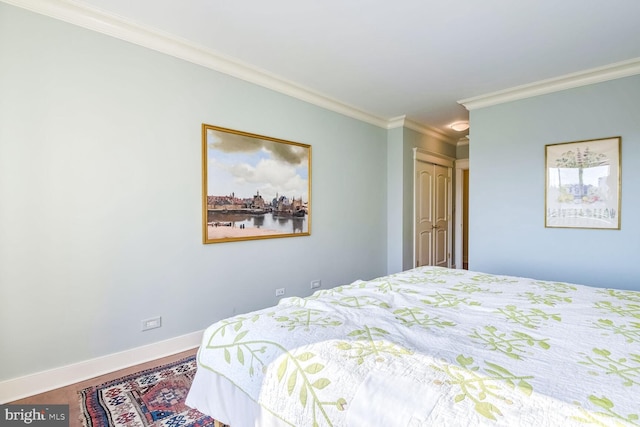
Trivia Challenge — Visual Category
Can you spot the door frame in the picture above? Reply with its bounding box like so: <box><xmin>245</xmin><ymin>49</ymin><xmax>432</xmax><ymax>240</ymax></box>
<box><xmin>455</xmin><ymin>158</ymin><xmax>469</xmax><ymax>269</ymax></box>
<box><xmin>413</xmin><ymin>148</ymin><xmax>454</xmax><ymax>269</ymax></box>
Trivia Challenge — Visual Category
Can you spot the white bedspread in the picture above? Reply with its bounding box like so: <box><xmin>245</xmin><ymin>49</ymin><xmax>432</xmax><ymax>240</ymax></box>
<box><xmin>187</xmin><ymin>267</ymin><xmax>640</xmax><ymax>426</ymax></box>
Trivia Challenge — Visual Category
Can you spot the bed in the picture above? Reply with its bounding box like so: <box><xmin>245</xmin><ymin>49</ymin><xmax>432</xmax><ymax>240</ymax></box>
<box><xmin>185</xmin><ymin>266</ymin><xmax>640</xmax><ymax>426</ymax></box>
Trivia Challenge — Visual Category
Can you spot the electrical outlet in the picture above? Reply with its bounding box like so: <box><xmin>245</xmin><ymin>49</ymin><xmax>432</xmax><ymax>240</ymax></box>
<box><xmin>141</xmin><ymin>316</ymin><xmax>162</xmax><ymax>331</ymax></box>
<box><xmin>275</xmin><ymin>288</ymin><xmax>286</xmax><ymax>297</ymax></box>
<box><xmin>310</xmin><ymin>280</ymin><xmax>321</xmax><ymax>289</ymax></box>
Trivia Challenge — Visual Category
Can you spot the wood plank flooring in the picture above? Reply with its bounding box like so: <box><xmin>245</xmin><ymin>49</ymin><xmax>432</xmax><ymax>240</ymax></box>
<box><xmin>9</xmin><ymin>347</ymin><xmax>198</xmax><ymax>427</ymax></box>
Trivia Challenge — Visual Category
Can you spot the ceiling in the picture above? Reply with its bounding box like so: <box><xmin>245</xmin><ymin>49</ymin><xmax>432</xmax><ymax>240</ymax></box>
<box><xmin>11</xmin><ymin>0</ymin><xmax>640</xmax><ymax>139</ymax></box>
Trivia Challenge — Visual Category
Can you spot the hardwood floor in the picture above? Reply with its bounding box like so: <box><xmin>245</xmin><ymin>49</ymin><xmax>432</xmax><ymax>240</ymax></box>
<box><xmin>9</xmin><ymin>347</ymin><xmax>198</xmax><ymax>427</ymax></box>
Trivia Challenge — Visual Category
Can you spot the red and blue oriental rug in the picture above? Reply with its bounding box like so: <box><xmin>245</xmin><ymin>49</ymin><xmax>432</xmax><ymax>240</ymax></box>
<box><xmin>80</xmin><ymin>356</ymin><xmax>227</xmax><ymax>427</ymax></box>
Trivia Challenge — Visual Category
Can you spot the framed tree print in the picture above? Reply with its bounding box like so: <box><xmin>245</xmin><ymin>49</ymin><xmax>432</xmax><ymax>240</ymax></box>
<box><xmin>202</xmin><ymin>124</ymin><xmax>311</xmax><ymax>244</ymax></box>
<box><xmin>545</xmin><ymin>136</ymin><xmax>621</xmax><ymax>229</ymax></box>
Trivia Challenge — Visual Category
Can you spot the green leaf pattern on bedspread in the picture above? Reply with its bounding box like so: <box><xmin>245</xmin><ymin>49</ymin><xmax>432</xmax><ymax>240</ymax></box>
<box><xmin>393</xmin><ymin>307</ymin><xmax>456</xmax><ymax>329</ymax></box>
<box><xmin>431</xmin><ymin>354</ymin><xmax>534</xmax><ymax>421</ymax></box>
<box><xmin>335</xmin><ymin>326</ymin><xmax>413</xmax><ymax>365</ymax></box>
<box><xmin>421</xmin><ymin>291</ymin><xmax>482</xmax><ymax>308</ymax></box>
<box><xmin>329</xmin><ymin>295</ymin><xmax>392</xmax><ymax>309</ymax></box>
<box><xmin>580</xmin><ymin>348</ymin><xmax>640</xmax><ymax>387</ymax></box>
<box><xmin>595</xmin><ymin>301</ymin><xmax>640</xmax><ymax>318</ymax></box>
<box><xmin>495</xmin><ymin>305</ymin><xmax>561</xmax><ymax>329</ymax></box>
<box><xmin>196</xmin><ymin>267</ymin><xmax>640</xmax><ymax>426</ymax></box>
<box><xmin>573</xmin><ymin>395</ymin><xmax>640</xmax><ymax>426</ymax></box>
<box><xmin>532</xmin><ymin>280</ymin><xmax>578</xmax><ymax>293</ymax></box>
<box><xmin>594</xmin><ymin>319</ymin><xmax>640</xmax><ymax>343</ymax></box>
<box><xmin>275</xmin><ymin>351</ymin><xmax>347</xmax><ymax>427</ymax></box>
<box><xmin>520</xmin><ymin>291</ymin><xmax>572</xmax><ymax>306</ymax></box>
<box><xmin>469</xmin><ymin>326</ymin><xmax>550</xmax><ymax>360</ymax></box>
<box><xmin>273</xmin><ymin>309</ymin><xmax>342</xmax><ymax>331</ymax></box>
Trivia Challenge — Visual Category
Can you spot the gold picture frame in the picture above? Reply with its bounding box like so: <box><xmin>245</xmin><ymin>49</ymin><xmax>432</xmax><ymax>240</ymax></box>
<box><xmin>202</xmin><ymin>124</ymin><xmax>311</xmax><ymax>244</ymax></box>
<box><xmin>545</xmin><ymin>136</ymin><xmax>621</xmax><ymax>229</ymax></box>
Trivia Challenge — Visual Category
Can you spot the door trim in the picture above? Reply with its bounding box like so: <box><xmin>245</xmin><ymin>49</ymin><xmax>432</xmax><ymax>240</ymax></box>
<box><xmin>455</xmin><ymin>158</ymin><xmax>469</xmax><ymax>269</ymax></box>
<box><xmin>413</xmin><ymin>148</ymin><xmax>453</xmax><ymax>269</ymax></box>
<box><xmin>413</xmin><ymin>148</ymin><xmax>455</xmax><ymax>168</ymax></box>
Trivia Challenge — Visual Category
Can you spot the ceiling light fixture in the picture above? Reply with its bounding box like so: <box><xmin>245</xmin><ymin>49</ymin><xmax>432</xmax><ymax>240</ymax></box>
<box><xmin>449</xmin><ymin>121</ymin><xmax>470</xmax><ymax>132</ymax></box>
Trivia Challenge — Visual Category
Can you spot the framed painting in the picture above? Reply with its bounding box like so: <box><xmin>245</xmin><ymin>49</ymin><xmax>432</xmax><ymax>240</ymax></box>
<box><xmin>202</xmin><ymin>124</ymin><xmax>311</xmax><ymax>244</ymax></box>
<box><xmin>545</xmin><ymin>136</ymin><xmax>621</xmax><ymax>229</ymax></box>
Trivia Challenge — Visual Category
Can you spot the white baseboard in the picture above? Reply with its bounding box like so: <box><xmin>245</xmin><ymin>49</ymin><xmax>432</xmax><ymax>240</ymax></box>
<box><xmin>0</xmin><ymin>330</ymin><xmax>204</xmax><ymax>403</ymax></box>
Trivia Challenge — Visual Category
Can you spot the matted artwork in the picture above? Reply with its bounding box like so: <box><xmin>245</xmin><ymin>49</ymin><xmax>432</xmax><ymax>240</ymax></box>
<box><xmin>202</xmin><ymin>124</ymin><xmax>311</xmax><ymax>244</ymax></box>
<box><xmin>545</xmin><ymin>136</ymin><xmax>621</xmax><ymax>229</ymax></box>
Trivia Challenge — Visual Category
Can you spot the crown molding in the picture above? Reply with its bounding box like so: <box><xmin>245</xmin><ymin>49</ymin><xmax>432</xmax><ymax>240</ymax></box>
<box><xmin>388</xmin><ymin>116</ymin><xmax>457</xmax><ymax>145</ymax></box>
<box><xmin>459</xmin><ymin>57</ymin><xmax>640</xmax><ymax>110</ymax></box>
<box><xmin>2</xmin><ymin>0</ymin><xmax>390</xmax><ymax>129</ymax></box>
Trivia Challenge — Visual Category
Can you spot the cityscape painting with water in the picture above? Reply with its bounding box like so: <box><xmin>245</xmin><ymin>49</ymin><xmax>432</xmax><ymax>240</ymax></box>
<box><xmin>545</xmin><ymin>136</ymin><xmax>621</xmax><ymax>229</ymax></box>
<box><xmin>202</xmin><ymin>124</ymin><xmax>311</xmax><ymax>243</ymax></box>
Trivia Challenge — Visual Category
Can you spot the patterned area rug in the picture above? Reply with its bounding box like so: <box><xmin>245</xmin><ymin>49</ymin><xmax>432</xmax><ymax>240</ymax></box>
<box><xmin>80</xmin><ymin>356</ymin><xmax>228</xmax><ymax>427</ymax></box>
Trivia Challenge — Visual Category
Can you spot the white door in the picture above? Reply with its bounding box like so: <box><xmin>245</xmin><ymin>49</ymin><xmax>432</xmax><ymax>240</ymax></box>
<box><xmin>415</xmin><ymin>161</ymin><xmax>451</xmax><ymax>268</ymax></box>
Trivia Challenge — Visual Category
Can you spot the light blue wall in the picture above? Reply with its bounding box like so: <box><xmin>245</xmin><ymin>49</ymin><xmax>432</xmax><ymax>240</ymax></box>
<box><xmin>456</xmin><ymin>141</ymin><xmax>469</xmax><ymax>159</ymax></box>
<box><xmin>469</xmin><ymin>74</ymin><xmax>640</xmax><ymax>290</ymax></box>
<box><xmin>0</xmin><ymin>3</ymin><xmax>388</xmax><ymax>381</ymax></box>
<box><xmin>386</xmin><ymin>127</ymin><xmax>404</xmax><ymax>273</ymax></box>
